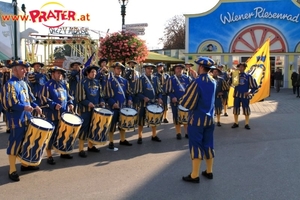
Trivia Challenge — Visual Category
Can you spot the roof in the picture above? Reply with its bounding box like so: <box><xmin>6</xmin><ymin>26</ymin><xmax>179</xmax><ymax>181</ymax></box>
<box><xmin>145</xmin><ymin>52</ymin><xmax>184</xmax><ymax>64</ymax></box>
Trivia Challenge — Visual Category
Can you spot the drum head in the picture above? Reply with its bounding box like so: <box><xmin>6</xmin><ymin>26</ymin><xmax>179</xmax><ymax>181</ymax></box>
<box><xmin>147</xmin><ymin>104</ymin><xmax>163</xmax><ymax>113</ymax></box>
<box><xmin>31</xmin><ymin>118</ymin><xmax>53</xmax><ymax>129</ymax></box>
<box><xmin>62</xmin><ymin>113</ymin><xmax>83</xmax><ymax>125</ymax></box>
<box><xmin>120</xmin><ymin>108</ymin><xmax>137</xmax><ymax>116</ymax></box>
<box><xmin>94</xmin><ymin>108</ymin><xmax>113</xmax><ymax>116</ymax></box>
<box><xmin>178</xmin><ymin>105</ymin><xmax>189</xmax><ymax>111</ymax></box>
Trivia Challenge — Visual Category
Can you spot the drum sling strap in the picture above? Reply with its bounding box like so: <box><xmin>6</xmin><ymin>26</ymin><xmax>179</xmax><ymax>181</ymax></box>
<box><xmin>143</xmin><ymin>74</ymin><xmax>155</xmax><ymax>99</ymax></box>
<box><xmin>174</xmin><ymin>75</ymin><xmax>185</xmax><ymax>92</ymax></box>
<box><xmin>112</xmin><ymin>75</ymin><xmax>126</xmax><ymax>106</ymax></box>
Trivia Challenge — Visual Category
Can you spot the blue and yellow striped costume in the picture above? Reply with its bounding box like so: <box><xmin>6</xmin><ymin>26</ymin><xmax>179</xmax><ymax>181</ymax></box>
<box><xmin>154</xmin><ymin>72</ymin><xmax>170</xmax><ymax>111</ymax></box>
<box><xmin>166</xmin><ymin>74</ymin><xmax>191</xmax><ymax>124</ymax></box>
<box><xmin>40</xmin><ymin>79</ymin><xmax>73</xmax><ymax>149</ymax></box>
<box><xmin>76</xmin><ymin>77</ymin><xmax>104</xmax><ymax>140</ymax></box>
<box><xmin>27</xmin><ymin>72</ymin><xmax>48</xmax><ymax>106</ymax></box>
<box><xmin>135</xmin><ymin>74</ymin><xmax>162</xmax><ymax>126</ymax></box>
<box><xmin>1</xmin><ymin>76</ymin><xmax>38</xmax><ymax>155</ymax></box>
<box><xmin>231</xmin><ymin>72</ymin><xmax>258</xmax><ymax>115</ymax></box>
<box><xmin>104</xmin><ymin>75</ymin><xmax>132</xmax><ymax>132</ymax></box>
<box><xmin>179</xmin><ymin>74</ymin><xmax>216</xmax><ymax>159</ymax></box>
<box><xmin>214</xmin><ymin>76</ymin><xmax>229</xmax><ymax>115</ymax></box>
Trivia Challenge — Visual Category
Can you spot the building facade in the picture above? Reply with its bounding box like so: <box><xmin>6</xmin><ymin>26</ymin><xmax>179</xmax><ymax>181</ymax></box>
<box><xmin>185</xmin><ymin>0</ymin><xmax>300</xmax><ymax>88</ymax></box>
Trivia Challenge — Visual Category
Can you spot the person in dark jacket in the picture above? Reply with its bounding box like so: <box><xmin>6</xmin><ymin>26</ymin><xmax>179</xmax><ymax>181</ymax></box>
<box><xmin>273</xmin><ymin>68</ymin><xmax>283</xmax><ymax>92</ymax></box>
<box><xmin>291</xmin><ymin>70</ymin><xmax>298</xmax><ymax>95</ymax></box>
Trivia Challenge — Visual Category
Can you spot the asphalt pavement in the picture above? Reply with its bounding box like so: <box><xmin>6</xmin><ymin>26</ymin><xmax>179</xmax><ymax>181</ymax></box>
<box><xmin>0</xmin><ymin>88</ymin><xmax>299</xmax><ymax>200</ymax></box>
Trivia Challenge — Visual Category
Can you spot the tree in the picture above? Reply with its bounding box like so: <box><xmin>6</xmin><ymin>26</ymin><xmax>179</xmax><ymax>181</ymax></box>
<box><xmin>99</xmin><ymin>31</ymin><xmax>148</xmax><ymax>63</ymax></box>
<box><xmin>159</xmin><ymin>15</ymin><xmax>185</xmax><ymax>49</ymax></box>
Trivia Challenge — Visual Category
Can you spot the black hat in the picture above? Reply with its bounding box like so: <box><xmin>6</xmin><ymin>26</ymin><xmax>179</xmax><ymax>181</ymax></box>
<box><xmin>49</xmin><ymin>66</ymin><xmax>67</xmax><ymax>73</ymax></box>
<box><xmin>30</xmin><ymin>62</ymin><xmax>44</xmax><ymax>67</ymax></box>
<box><xmin>210</xmin><ymin>66</ymin><xmax>222</xmax><ymax>73</ymax></box>
<box><xmin>217</xmin><ymin>64</ymin><xmax>225</xmax><ymax>68</ymax></box>
<box><xmin>184</xmin><ymin>62</ymin><xmax>194</xmax><ymax>66</ymax></box>
<box><xmin>194</xmin><ymin>57</ymin><xmax>216</xmax><ymax>69</ymax></box>
<box><xmin>236</xmin><ymin>62</ymin><xmax>247</xmax><ymax>68</ymax></box>
<box><xmin>70</xmin><ymin>62</ymin><xmax>82</xmax><ymax>68</ymax></box>
<box><xmin>156</xmin><ymin>63</ymin><xmax>165</xmax><ymax>67</ymax></box>
<box><xmin>127</xmin><ymin>60</ymin><xmax>137</xmax><ymax>65</ymax></box>
<box><xmin>143</xmin><ymin>63</ymin><xmax>156</xmax><ymax>68</ymax></box>
<box><xmin>111</xmin><ymin>62</ymin><xmax>125</xmax><ymax>69</ymax></box>
<box><xmin>8</xmin><ymin>60</ymin><xmax>30</xmax><ymax>68</ymax></box>
<box><xmin>84</xmin><ymin>65</ymin><xmax>99</xmax><ymax>76</ymax></box>
<box><xmin>173</xmin><ymin>64</ymin><xmax>185</xmax><ymax>71</ymax></box>
<box><xmin>98</xmin><ymin>58</ymin><xmax>108</xmax><ymax>66</ymax></box>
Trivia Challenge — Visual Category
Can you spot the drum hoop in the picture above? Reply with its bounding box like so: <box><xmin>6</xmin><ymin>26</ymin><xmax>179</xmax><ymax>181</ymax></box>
<box><xmin>120</xmin><ymin>108</ymin><xmax>137</xmax><ymax>116</ymax></box>
<box><xmin>61</xmin><ymin>112</ymin><xmax>83</xmax><ymax>126</ymax></box>
<box><xmin>94</xmin><ymin>108</ymin><xmax>113</xmax><ymax>116</ymax></box>
<box><xmin>30</xmin><ymin>117</ymin><xmax>55</xmax><ymax>131</ymax></box>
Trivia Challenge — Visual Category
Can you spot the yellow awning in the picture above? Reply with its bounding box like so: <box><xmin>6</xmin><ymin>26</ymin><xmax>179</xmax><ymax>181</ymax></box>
<box><xmin>145</xmin><ymin>52</ymin><xmax>184</xmax><ymax>64</ymax></box>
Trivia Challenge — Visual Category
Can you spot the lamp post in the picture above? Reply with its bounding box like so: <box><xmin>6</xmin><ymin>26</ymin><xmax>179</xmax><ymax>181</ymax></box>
<box><xmin>118</xmin><ymin>0</ymin><xmax>129</xmax><ymax>32</ymax></box>
<box><xmin>12</xmin><ymin>0</ymin><xmax>18</xmax><ymax>60</ymax></box>
<box><xmin>21</xmin><ymin>4</ymin><xmax>26</xmax><ymax>60</ymax></box>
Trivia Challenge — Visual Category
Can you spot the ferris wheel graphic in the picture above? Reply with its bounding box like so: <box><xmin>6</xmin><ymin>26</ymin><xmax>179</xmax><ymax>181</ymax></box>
<box><xmin>230</xmin><ymin>25</ymin><xmax>287</xmax><ymax>53</ymax></box>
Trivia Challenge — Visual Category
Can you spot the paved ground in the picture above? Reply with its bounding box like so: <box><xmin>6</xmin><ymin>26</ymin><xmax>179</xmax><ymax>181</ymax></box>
<box><xmin>0</xmin><ymin>88</ymin><xmax>300</xmax><ymax>200</ymax></box>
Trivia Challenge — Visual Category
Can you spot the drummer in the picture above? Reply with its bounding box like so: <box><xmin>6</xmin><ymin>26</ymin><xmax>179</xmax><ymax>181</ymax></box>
<box><xmin>1</xmin><ymin>60</ymin><xmax>42</xmax><ymax>181</ymax></box>
<box><xmin>135</xmin><ymin>63</ymin><xmax>163</xmax><ymax>144</ymax></box>
<box><xmin>40</xmin><ymin>66</ymin><xmax>74</xmax><ymax>165</ymax></box>
<box><xmin>124</xmin><ymin>60</ymin><xmax>140</xmax><ymax>110</ymax></box>
<box><xmin>104</xmin><ymin>62</ymin><xmax>133</xmax><ymax>150</ymax></box>
<box><xmin>76</xmin><ymin>65</ymin><xmax>105</xmax><ymax>157</ymax></box>
<box><xmin>166</xmin><ymin>64</ymin><xmax>191</xmax><ymax>139</ymax></box>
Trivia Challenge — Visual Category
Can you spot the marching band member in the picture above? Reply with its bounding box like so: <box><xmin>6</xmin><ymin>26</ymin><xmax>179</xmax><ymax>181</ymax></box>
<box><xmin>27</xmin><ymin>62</ymin><xmax>48</xmax><ymax>116</ymax></box>
<box><xmin>104</xmin><ymin>62</ymin><xmax>133</xmax><ymax>150</ymax></box>
<box><xmin>1</xmin><ymin>60</ymin><xmax>42</xmax><ymax>181</ymax></box>
<box><xmin>180</xmin><ymin>57</ymin><xmax>216</xmax><ymax>184</ymax></box>
<box><xmin>67</xmin><ymin>61</ymin><xmax>82</xmax><ymax>106</ymax></box>
<box><xmin>166</xmin><ymin>64</ymin><xmax>191</xmax><ymax>139</ymax></box>
<box><xmin>184</xmin><ymin>62</ymin><xmax>198</xmax><ymax>80</ymax></box>
<box><xmin>217</xmin><ymin>64</ymin><xmax>230</xmax><ymax>116</ymax></box>
<box><xmin>210</xmin><ymin>66</ymin><xmax>229</xmax><ymax>126</ymax></box>
<box><xmin>0</xmin><ymin>62</ymin><xmax>12</xmax><ymax>133</ymax></box>
<box><xmin>135</xmin><ymin>63</ymin><xmax>163</xmax><ymax>144</ymax></box>
<box><xmin>41</xmin><ymin>66</ymin><xmax>74</xmax><ymax>165</ymax></box>
<box><xmin>154</xmin><ymin>63</ymin><xmax>170</xmax><ymax>123</ymax></box>
<box><xmin>124</xmin><ymin>60</ymin><xmax>140</xmax><ymax>110</ymax></box>
<box><xmin>96</xmin><ymin>57</ymin><xmax>109</xmax><ymax>88</ymax></box>
<box><xmin>76</xmin><ymin>65</ymin><xmax>105</xmax><ymax>157</ymax></box>
<box><xmin>230</xmin><ymin>62</ymin><xmax>258</xmax><ymax>130</ymax></box>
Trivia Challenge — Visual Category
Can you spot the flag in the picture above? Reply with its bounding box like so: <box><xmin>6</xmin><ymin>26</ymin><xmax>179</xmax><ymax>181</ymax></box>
<box><xmin>228</xmin><ymin>39</ymin><xmax>270</xmax><ymax>107</ymax></box>
<box><xmin>82</xmin><ymin>52</ymin><xmax>95</xmax><ymax>73</ymax></box>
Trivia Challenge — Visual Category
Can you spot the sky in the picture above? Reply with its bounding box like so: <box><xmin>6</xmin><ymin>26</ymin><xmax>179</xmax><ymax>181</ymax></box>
<box><xmin>2</xmin><ymin>0</ymin><xmax>219</xmax><ymax>49</ymax></box>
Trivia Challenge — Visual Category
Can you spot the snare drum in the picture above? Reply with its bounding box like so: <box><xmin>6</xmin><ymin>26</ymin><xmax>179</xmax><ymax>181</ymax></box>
<box><xmin>178</xmin><ymin>105</ymin><xmax>189</xmax><ymax>124</ymax></box>
<box><xmin>53</xmin><ymin>112</ymin><xmax>83</xmax><ymax>154</ymax></box>
<box><xmin>145</xmin><ymin>104</ymin><xmax>163</xmax><ymax>127</ymax></box>
<box><xmin>18</xmin><ymin>118</ymin><xmax>54</xmax><ymax>166</ymax></box>
<box><xmin>88</xmin><ymin>108</ymin><xmax>113</xmax><ymax>145</ymax></box>
<box><xmin>119</xmin><ymin>108</ymin><xmax>137</xmax><ymax>131</ymax></box>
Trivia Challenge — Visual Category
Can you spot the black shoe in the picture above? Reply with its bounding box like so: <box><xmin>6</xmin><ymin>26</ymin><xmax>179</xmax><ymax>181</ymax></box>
<box><xmin>182</xmin><ymin>174</ymin><xmax>199</xmax><ymax>183</ymax></box>
<box><xmin>224</xmin><ymin>113</ymin><xmax>228</xmax><ymax>117</ymax></box>
<box><xmin>202</xmin><ymin>170</ymin><xmax>213</xmax><ymax>179</ymax></box>
<box><xmin>120</xmin><ymin>140</ymin><xmax>133</xmax><ymax>146</ymax></box>
<box><xmin>137</xmin><ymin>138</ymin><xmax>143</xmax><ymax>144</ymax></box>
<box><xmin>152</xmin><ymin>136</ymin><xmax>161</xmax><ymax>142</ymax></box>
<box><xmin>245</xmin><ymin>124</ymin><xmax>251</xmax><ymax>130</ymax></box>
<box><xmin>87</xmin><ymin>146</ymin><xmax>100</xmax><ymax>152</ymax></box>
<box><xmin>217</xmin><ymin>122</ymin><xmax>221</xmax><ymax>127</ymax></box>
<box><xmin>176</xmin><ymin>133</ymin><xmax>182</xmax><ymax>140</ymax></box>
<box><xmin>8</xmin><ymin>171</ymin><xmax>20</xmax><ymax>182</ymax></box>
<box><xmin>163</xmin><ymin>118</ymin><xmax>169</xmax><ymax>123</ymax></box>
<box><xmin>60</xmin><ymin>154</ymin><xmax>73</xmax><ymax>159</ymax></box>
<box><xmin>108</xmin><ymin>142</ymin><xmax>115</xmax><ymax>149</ymax></box>
<box><xmin>47</xmin><ymin>157</ymin><xmax>56</xmax><ymax>165</ymax></box>
<box><xmin>20</xmin><ymin>165</ymin><xmax>39</xmax><ymax>171</ymax></box>
<box><xmin>185</xmin><ymin>134</ymin><xmax>189</xmax><ymax>139</ymax></box>
<box><xmin>6</xmin><ymin>129</ymin><xmax>10</xmax><ymax>134</ymax></box>
<box><xmin>78</xmin><ymin>150</ymin><xmax>87</xmax><ymax>158</ymax></box>
<box><xmin>231</xmin><ymin>123</ymin><xmax>239</xmax><ymax>128</ymax></box>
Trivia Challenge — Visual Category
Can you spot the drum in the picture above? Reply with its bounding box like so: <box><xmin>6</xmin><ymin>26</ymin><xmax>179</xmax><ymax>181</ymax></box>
<box><xmin>88</xmin><ymin>108</ymin><xmax>113</xmax><ymax>145</ymax></box>
<box><xmin>178</xmin><ymin>105</ymin><xmax>189</xmax><ymax>124</ymax></box>
<box><xmin>119</xmin><ymin>107</ymin><xmax>137</xmax><ymax>131</ymax></box>
<box><xmin>18</xmin><ymin>118</ymin><xmax>54</xmax><ymax>166</ymax></box>
<box><xmin>145</xmin><ymin>104</ymin><xmax>163</xmax><ymax>127</ymax></box>
<box><xmin>53</xmin><ymin>112</ymin><xmax>83</xmax><ymax>154</ymax></box>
